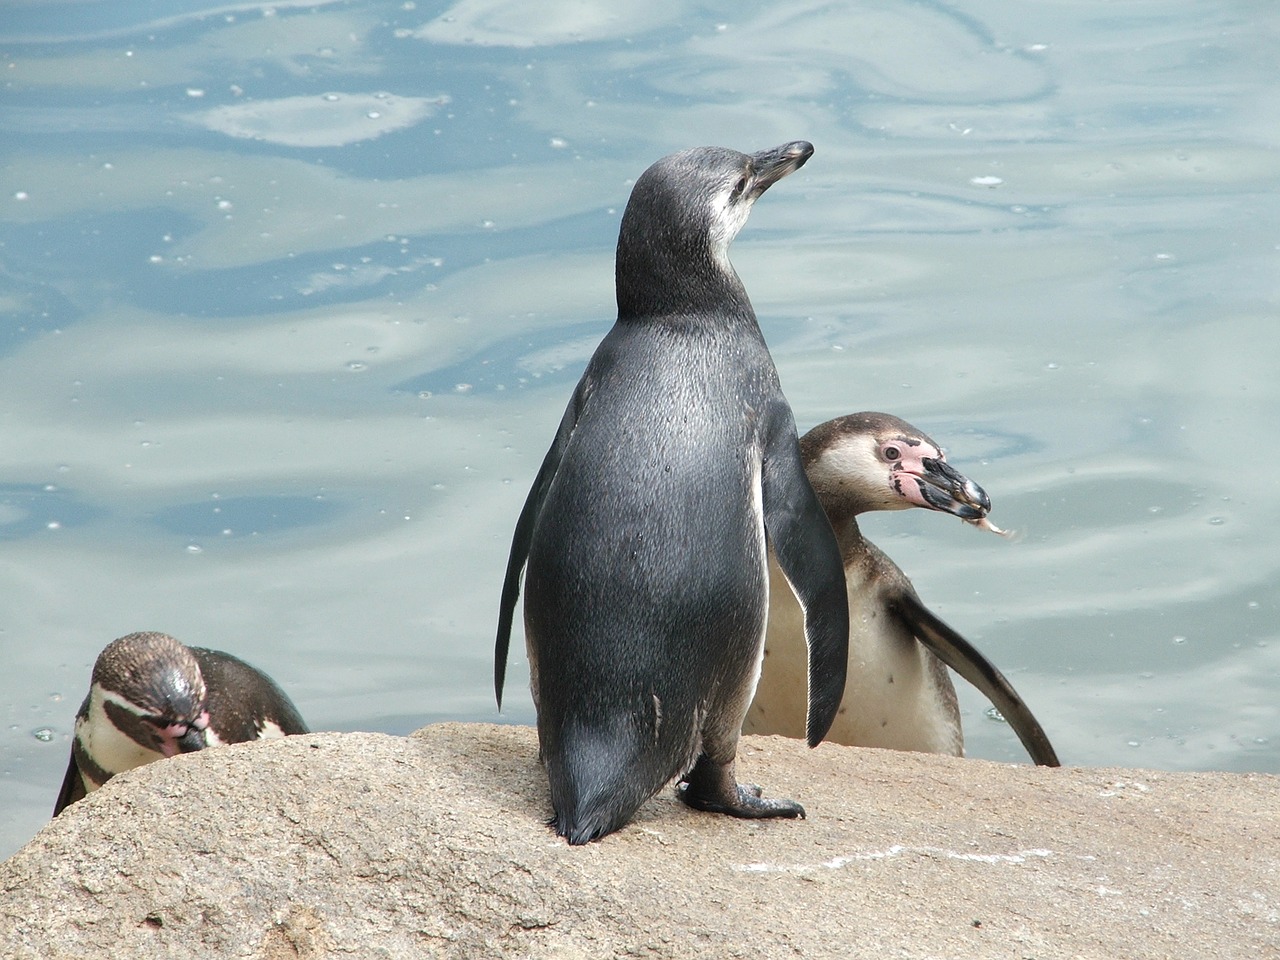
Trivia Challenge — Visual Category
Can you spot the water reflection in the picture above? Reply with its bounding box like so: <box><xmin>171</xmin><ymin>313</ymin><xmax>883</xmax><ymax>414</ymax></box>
<box><xmin>2</xmin><ymin>0</ymin><xmax>1277</xmax><ymax>859</ymax></box>
<box><xmin>0</xmin><ymin>484</ymin><xmax>104</xmax><ymax>539</ymax></box>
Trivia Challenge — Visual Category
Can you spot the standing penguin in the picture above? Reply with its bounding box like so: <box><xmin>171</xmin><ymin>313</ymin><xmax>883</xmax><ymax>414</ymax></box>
<box><xmin>495</xmin><ymin>142</ymin><xmax>849</xmax><ymax>845</ymax></box>
<box><xmin>54</xmin><ymin>630</ymin><xmax>308</xmax><ymax>815</ymax></box>
<box><xmin>744</xmin><ymin>412</ymin><xmax>1059</xmax><ymax>766</ymax></box>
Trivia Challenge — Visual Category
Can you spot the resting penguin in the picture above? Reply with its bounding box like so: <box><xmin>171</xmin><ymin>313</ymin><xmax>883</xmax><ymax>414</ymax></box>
<box><xmin>495</xmin><ymin>141</ymin><xmax>850</xmax><ymax>844</ymax></box>
<box><xmin>53</xmin><ymin>630</ymin><xmax>308</xmax><ymax>815</ymax></box>
<box><xmin>743</xmin><ymin>412</ymin><xmax>1060</xmax><ymax>766</ymax></box>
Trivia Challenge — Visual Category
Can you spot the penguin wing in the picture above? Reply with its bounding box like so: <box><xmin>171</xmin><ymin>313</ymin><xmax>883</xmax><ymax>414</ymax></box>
<box><xmin>52</xmin><ymin>752</ymin><xmax>86</xmax><ymax>817</ymax></box>
<box><xmin>887</xmin><ymin>589</ymin><xmax>1061</xmax><ymax>766</ymax></box>
<box><xmin>761</xmin><ymin>413</ymin><xmax>850</xmax><ymax>748</ymax></box>
<box><xmin>494</xmin><ymin>386</ymin><xmax>584</xmax><ymax>709</ymax></box>
<box><xmin>53</xmin><ymin>693</ymin><xmax>92</xmax><ymax>816</ymax></box>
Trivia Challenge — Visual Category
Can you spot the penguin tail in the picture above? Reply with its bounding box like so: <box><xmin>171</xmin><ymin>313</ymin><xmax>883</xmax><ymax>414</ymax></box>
<box><xmin>543</xmin><ymin>719</ymin><xmax>672</xmax><ymax>845</ymax></box>
<box><xmin>549</xmin><ymin>806</ymin><xmax>636</xmax><ymax>846</ymax></box>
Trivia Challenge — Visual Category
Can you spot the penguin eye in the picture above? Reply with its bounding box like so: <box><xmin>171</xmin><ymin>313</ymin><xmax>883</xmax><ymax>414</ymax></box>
<box><xmin>730</xmin><ymin>175</ymin><xmax>748</xmax><ymax>199</ymax></box>
<box><xmin>882</xmin><ymin>444</ymin><xmax>902</xmax><ymax>462</ymax></box>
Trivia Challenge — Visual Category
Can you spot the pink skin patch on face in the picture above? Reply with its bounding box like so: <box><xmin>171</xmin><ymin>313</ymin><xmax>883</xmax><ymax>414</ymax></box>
<box><xmin>885</xmin><ymin>439</ymin><xmax>942</xmax><ymax>509</ymax></box>
<box><xmin>150</xmin><ymin>711</ymin><xmax>211</xmax><ymax>757</ymax></box>
<box><xmin>876</xmin><ymin>431</ymin><xmax>1011</xmax><ymax>534</ymax></box>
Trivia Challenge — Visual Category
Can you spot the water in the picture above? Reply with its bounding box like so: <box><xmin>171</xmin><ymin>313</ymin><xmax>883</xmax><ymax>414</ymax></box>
<box><xmin>2</xmin><ymin>1</ymin><xmax>1277</xmax><ymax>859</ymax></box>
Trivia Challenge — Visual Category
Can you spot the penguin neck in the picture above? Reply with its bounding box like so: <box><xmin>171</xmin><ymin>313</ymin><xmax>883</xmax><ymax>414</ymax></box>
<box><xmin>826</xmin><ymin>510</ymin><xmax>869</xmax><ymax>561</ymax></box>
<box><xmin>803</xmin><ymin>464</ymin><xmax>879</xmax><ymax>548</ymax></box>
<box><xmin>614</xmin><ymin>235</ymin><xmax>755</xmax><ymax>325</ymax></box>
<box><xmin>803</xmin><ymin>476</ymin><xmax>880</xmax><ymax>562</ymax></box>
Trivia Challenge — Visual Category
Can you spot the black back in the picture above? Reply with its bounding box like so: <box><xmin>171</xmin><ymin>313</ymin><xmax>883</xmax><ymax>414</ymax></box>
<box><xmin>191</xmin><ymin>648</ymin><xmax>309</xmax><ymax>741</ymax></box>
<box><xmin>495</xmin><ymin>143</ymin><xmax>849</xmax><ymax>842</ymax></box>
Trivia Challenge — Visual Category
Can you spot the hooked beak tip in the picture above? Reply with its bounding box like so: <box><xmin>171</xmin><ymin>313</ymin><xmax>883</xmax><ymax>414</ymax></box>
<box><xmin>962</xmin><ymin>480</ymin><xmax>992</xmax><ymax>514</ymax></box>
<box><xmin>783</xmin><ymin>140</ymin><xmax>814</xmax><ymax>163</ymax></box>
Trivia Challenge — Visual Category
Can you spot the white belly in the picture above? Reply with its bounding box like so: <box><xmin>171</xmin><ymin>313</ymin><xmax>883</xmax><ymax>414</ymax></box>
<box><xmin>745</xmin><ymin>557</ymin><xmax>963</xmax><ymax>756</ymax></box>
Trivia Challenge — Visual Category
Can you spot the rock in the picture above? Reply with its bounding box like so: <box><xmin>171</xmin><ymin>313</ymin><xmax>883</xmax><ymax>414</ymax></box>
<box><xmin>0</xmin><ymin>723</ymin><xmax>1276</xmax><ymax>959</ymax></box>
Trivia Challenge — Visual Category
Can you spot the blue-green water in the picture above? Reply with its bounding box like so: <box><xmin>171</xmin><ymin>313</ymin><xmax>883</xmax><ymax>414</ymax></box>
<box><xmin>2</xmin><ymin>0</ymin><xmax>1277</xmax><ymax>858</ymax></box>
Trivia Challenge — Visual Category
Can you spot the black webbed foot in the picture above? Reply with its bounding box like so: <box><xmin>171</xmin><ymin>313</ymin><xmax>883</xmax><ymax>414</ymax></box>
<box><xmin>677</xmin><ymin>780</ymin><xmax>805</xmax><ymax>819</ymax></box>
<box><xmin>677</xmin><ymin>754</ymin><xmax>806</xmax><ymax>820</ymax></box>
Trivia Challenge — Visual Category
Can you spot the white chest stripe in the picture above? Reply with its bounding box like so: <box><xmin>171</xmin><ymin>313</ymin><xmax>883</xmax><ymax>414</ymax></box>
<box><xmin>744</xmin><ymin>452</ymin><xmax>770</xmax><ymax>705</ymax></box>
<box><xmin>79</xmin><ymin>692</ymin><xmax>164</xmax><ymax>783</ymax></box>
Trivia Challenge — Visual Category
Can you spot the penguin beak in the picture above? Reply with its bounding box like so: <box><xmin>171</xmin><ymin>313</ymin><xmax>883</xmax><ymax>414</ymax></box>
<box><xmin>914</xmin><ymin>458</ymin><xmax>992</xmax><ymax>521</ymax></box>
<box><xmin>176</xmin><ymin>726</ymin><xmax>207</xmax><ymax>754</ymax></box>
<box><xmin>749</xmin><ymin>141</ymin><xmax>814</xmax><ymax>194</ymax></box>
<box><xmin>150</xmin><ymin>713</ymin><xmax>210</xmax><ymax>756</ymax></box>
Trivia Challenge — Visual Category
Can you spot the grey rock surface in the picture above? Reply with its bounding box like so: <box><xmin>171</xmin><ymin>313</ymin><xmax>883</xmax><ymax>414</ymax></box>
<box><xmin>0</xmin><ymin>723</ymin><xmax>1276</xmax><ymax>959</ymax></box>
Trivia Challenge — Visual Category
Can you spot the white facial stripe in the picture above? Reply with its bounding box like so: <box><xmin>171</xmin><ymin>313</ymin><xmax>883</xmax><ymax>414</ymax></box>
<box><xmin>812</xmin><ymin>435</ymin><xmax>909</xmax><ymax>512</ymax></box>
<box><xmin>707</xmin><ymin>183</ymin><xmax>754</xmax><ymax>273</ymax></box>
<box><xmin>80</xmin><ymin>688</ymin><xmax>166</xmax><ymax>783</ymax></box>
<box><xmin>808</xmin><ymin>436</ymin><xmax>882</xmax><ymax>488</ymax></box>
<box><xmin>99</xmin><ymin>680</ymin><xmax>207</xmax><ymax>718</ymax></box>
<box><xmin>98</xmin><ymin>687</ymin><xmax>154</xmax><ymax>716</ymax></box>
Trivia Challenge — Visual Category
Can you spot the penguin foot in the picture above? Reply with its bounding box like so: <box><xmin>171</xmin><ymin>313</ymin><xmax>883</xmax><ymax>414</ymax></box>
<box><xmin>676</xmin><ymin>754</ymin><xmax>806</xmax><ymax>820</ymax></box>
<box><xmin>677</xmin><ymin>780</ymin><xmax>806</xmax><ymax>820</ymax></box>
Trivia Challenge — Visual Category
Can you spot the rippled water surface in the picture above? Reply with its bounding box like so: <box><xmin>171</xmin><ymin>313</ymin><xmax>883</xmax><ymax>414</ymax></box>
<box><xmin>3</xmin><ymin>1</ymin><xmax>1278</xmax><ymax>857</ymax></box>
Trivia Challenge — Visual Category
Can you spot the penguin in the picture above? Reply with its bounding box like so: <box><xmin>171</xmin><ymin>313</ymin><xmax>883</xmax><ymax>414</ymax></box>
<box><xmin>743</xmin><ymin>412</ymin><xmax>1060</xmax><ymax>766</ymax></box>
<box><xmin>53</xmin><ymin>630</ymin><xmax>309</xmax><ymax>816</ymax></box>
<box><xmin>495</xmin><ymin>141</ymin><xmax>850</xmax><ymax>844</ymax></box>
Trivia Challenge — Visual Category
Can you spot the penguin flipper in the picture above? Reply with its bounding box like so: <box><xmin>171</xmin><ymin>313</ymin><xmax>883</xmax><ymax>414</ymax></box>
<box><xmin>53</xmin><ymin>753</ymin><xmax>85</xmax><ymax>817</ymax></box>
<box><xmin>889</xmin><ymin>590</ymin><xmax>1061</xmax><ymax>767</ymax></box>
<box><xmin>495</xmin><ymin>390</ymin><xmax>582</xmax><ymax>709</ymax></box>
<box><xmin>762</xmin><ymin>423</ymin><xmax>850</xmax><ymax>748</ymax></box>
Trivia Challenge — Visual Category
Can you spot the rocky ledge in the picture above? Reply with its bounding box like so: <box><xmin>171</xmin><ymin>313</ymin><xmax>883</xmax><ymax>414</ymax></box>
<box><xmin>1</xmin><ymin>723</ymin><xmax>1276</xmax><ymax>959</ymax></box>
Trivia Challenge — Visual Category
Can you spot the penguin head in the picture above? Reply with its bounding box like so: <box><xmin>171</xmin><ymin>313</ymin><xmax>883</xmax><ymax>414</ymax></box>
<box><xmin>615</xmin><ymin>141</ymin><xmax>813</xmax><ymax>319</ymax></box>
<box><xmin>801</xmin><ymin>412</ymin><xmax>996</xmax><ymax>525</ymax></box>
<box><xmin>90</xmin><ymin>632</ymin><xmax>212</xmax><ymax>758</ymax></box>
